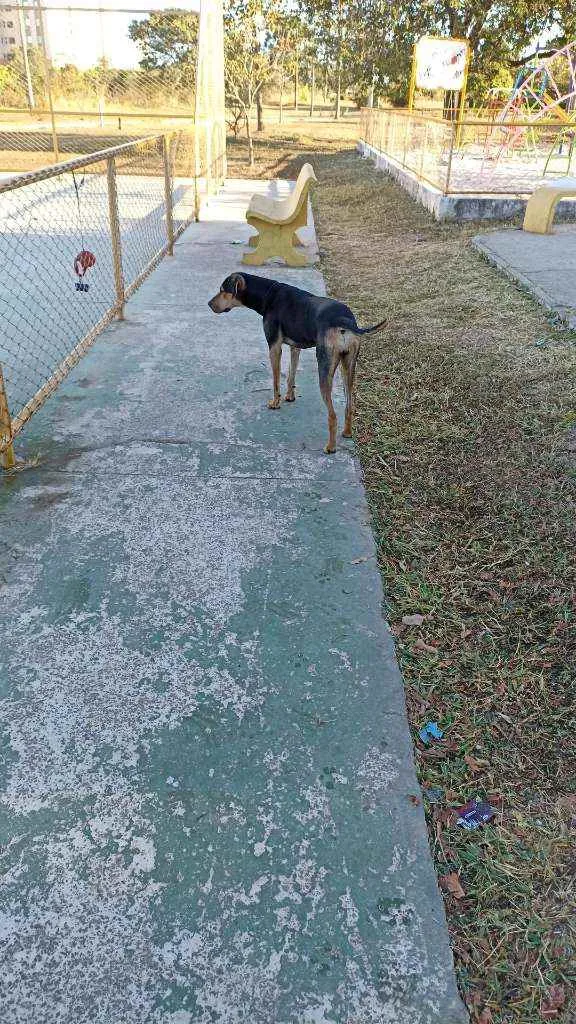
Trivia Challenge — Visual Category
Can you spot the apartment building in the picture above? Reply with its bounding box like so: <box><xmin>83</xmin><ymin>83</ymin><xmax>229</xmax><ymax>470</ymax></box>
<box><xmin>0</xmin><ymin>4</ymin><xmax>45</xmax><ymax>62</ymax></box>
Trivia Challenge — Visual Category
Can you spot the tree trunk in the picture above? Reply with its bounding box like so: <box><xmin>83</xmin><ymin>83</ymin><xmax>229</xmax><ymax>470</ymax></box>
<box><xmin>279</xmin><ymin>74</ymin><xmax>284</xmax><ymax>123</ymax></box>
<box><xmin>245</xmin><ymin>109</ymin><xmax>254</xmax><ymax>167</ymax></box>
<box><xmin>335</xmin><ymin>0</ymin><xmax>342</xmax><ymax>120</ymax></box>
<box><xmin>256</xmin><ymin>90</ymin><xmax>264</xmax><ymax>132</ymax></box>
<box><xmin>309</xmin><ymin>63</ymin><xmax>315</xmax><ymax>117</ymax></box>
<box><xmin>294</xmin><ymin>57</ymin><xmax>299</xmax><ymax>111</ymax></box>
<box><xmin>368</xmin><ymin>67</ymin><xmax>375</xmax><ymax>108</ymax></box>
<box><xmin>443</xmin><ymin>90</ymin><xmax>457</xmax><ymax>120</ymax></box>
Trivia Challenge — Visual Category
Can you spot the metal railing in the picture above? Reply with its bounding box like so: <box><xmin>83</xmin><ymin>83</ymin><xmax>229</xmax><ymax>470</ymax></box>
<box><xmin>359</xmin><ymin>107</ymin><xmax>576</xmax><ymax>196</ymax></box>
<box><xmin>0</xmin><ymin>130</ymin><xmax>201</xmax><ymax>468</ymax></box>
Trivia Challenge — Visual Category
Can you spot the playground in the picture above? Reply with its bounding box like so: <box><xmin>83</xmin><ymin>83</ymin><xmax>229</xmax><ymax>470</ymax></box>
<box><xmin>360</xmin><ymin>42</ymin><xmax>576</xmax><ymax>220</ymax></box>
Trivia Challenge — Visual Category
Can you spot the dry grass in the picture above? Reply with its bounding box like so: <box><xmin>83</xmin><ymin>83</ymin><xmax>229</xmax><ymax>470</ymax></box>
<box><xmin>226</xmin><ymin>112</ymin><xmax>359</xmax><ymax>179</ymax></box>
<box><xmin>311</xmin><ymin>151</ymin><xmax>576</xmax><ymax>1024</ymax></box>
<box><xmin>235</xmin><ymin>126</ymin><xmax>576</xmax><ymax>1023</ymax></box>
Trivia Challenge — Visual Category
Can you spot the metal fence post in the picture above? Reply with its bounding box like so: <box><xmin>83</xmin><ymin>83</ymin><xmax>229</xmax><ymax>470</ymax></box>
<box><xmin>106</xmin><ymin>156</ymin><xmax>125</xmax><ymax>319</ymax></box>
<box><xmin>420</xmin><ymin>119</ymin><xmax>428</xmax><ymax>178</ymax></box>
<box><xmin>445</xmin><ymin>121</ymin><xmax>456</xmax><ymax>194</ymax></box>
<box><xmin>162</xmin><ymin>135</ymin><xmax>175</xmax><ymax>255</ymax></box>
<box><xmin>193</xmin><ymin>124</ymin><xmax>202</xmax><ymax>221</ymax></box>
<box><xmin>0</xmin><ymin>364</ymin><xmax>15</xmax><ymax>470</ymax></box>
<box><xmin>402</xmin><ymin>112</ymin><xmax>411</xmax><ymax>169</ymax></box>
<box><xmin>36</xmin><ymin>0</ymin><xmax>59</xmax><ymax>163</ymax></box>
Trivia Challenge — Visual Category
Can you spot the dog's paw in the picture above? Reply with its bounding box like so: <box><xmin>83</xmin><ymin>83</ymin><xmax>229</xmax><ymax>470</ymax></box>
<box><xmin>341</xmin><ymin>428</ymin><xmax>352</xmax><ymax>438</ymax></box>
<box><xmin>284</xmin><ymin>392</ymin><xmax>296</xmax><ymax>403</ymax></box>
<box><xmin>268</xmin><ymin>397</ymin><xmax>281</xmax><ymax>410</ymax></box>
<box><xmin>324</xmin><ymin>444</ymin><xmax>336</xmax><ymax>455</ymax></box>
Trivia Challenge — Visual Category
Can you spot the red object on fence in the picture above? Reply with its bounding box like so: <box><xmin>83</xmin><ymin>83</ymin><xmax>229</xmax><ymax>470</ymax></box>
<box><xmin>74</xmin><ymin>250</ymin><xmax>96</xmax><ymax>277</ymax></box>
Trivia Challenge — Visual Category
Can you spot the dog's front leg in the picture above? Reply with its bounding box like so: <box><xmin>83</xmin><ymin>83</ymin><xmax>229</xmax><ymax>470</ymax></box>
<box><xmin>285</xmin><ymin>347</ymin><xmax>300</xmax><ymax>402</ymax></box>
<box><xmin>268</xmin><ymin>340</ymin><xmax>282</xmax><ymax>410</ymax></box>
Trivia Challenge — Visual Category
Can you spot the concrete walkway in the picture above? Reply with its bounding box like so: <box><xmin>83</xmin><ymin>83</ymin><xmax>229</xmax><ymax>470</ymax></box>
<box><xmin>0</xmin><ymin>181</ymin><xmax>467</xmax><ymax>1024</ymax></box>
<box><xmin>474</xmin><ymin>224</ymin><xmax>576</xmax><ymax>328</ymax></box>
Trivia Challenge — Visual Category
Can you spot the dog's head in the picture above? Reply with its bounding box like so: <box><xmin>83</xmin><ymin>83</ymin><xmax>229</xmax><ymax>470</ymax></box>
<box><xmin>208</xmin><ymin>273</ymin><xmax>246</xmax><ymax>314</ymax></box>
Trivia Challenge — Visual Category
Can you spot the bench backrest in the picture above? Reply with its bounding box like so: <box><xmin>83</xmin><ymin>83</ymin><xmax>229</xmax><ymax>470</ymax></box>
<box><xmin>281</xmin><ymin>162</ymin><xmax>317</xmax><ymax>222</ymax></box>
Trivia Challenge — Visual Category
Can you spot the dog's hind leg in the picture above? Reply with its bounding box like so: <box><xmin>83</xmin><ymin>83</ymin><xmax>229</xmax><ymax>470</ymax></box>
<box><xmin>285</xmin><ymin>347</ymin><xmax>300</xmax><ymax>402</ymax></box>
<box><xmin>316</xmin><ymin>341</ymin><xmax>341</xmax><ymax>454</ymax></box>
<box><xmin>267</xmin><ymin>339</ymin><xmax>283</xmax><ymax>410</ymax></box>
<box><xmin>340</xmin><ymin>342</ymin><xmax>360</xmax><ymax>438</ymax></box>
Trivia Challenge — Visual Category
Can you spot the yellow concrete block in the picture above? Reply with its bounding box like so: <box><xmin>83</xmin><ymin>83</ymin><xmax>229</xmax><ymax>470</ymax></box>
<box><xmin>523</xmin><ymin>179</ymin><xmax>576</xmax><ymax>234</ymax></box>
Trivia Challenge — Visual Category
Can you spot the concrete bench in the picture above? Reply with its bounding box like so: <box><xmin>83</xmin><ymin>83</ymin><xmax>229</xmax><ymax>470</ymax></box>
<box><xmin>523</xmin><ymin>177</ymin><xmax>576</xmax><ymax>234</ymax></box>
<box><xmin>242</xmin><ymin>163</ymin><xmax>317</xmax><ymax>267</ymax></box>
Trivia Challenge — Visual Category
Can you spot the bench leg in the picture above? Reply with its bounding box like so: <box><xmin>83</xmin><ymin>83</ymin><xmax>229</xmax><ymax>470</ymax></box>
<box><xmin>242</xmin><ymin>224</ymin><xmax>309</xmax><ymax>267</ymax></box>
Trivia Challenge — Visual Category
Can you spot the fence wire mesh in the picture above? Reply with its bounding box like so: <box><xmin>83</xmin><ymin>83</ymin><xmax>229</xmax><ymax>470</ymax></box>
<box><xmin>360</xmin><ymin>107</ymin><xmax>576</xmax><ymax>195</ymax></box>
<box><xmin>0</xmin><ymin>4</ymin><xmax>198</xmax><ymax>115</ymax></box>
<box><xmin>0</xmin><ymin>3</ymin><xmax>202</xmax><ymax>174</ymax></box>
<box><xmin>0</xmin><ymin>131</ymin><xmax>197</xmax><ymax>460</ymax></box>
<box><xmin>0</xmin><ymin>1</ymin><xmax>226</xmax><ymax>464</ymax></box>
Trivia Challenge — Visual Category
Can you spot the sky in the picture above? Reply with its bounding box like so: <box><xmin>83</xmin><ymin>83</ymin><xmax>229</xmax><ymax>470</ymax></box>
<box><xmin>41</xmin><ymin>0</ymin><xmax>200</xmax><ymax>70</ymax></box>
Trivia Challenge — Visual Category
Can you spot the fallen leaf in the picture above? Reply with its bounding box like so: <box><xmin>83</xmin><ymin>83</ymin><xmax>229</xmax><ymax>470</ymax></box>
<box><xmin>486</xmin><ymin>792</ymin><xmax>504</xmax><ymax>806</ymax></box>
<box><xmin>390</xmin><ymin>623</ymin><xmax>408</xmax><ymax>637</ymax></box>
<box><xmin>414</xmin><ymin>637</ymin><xmax>438</xmax><ymax>654</ymax></box>
<box><xmin>477</xmin><ymin>1009</ymin><xmax>493</xmax><ymax>1024</ymax></box>
<box><xmin>465</xmin><ymin>754</ymin><xmax>487</xmax><ymax>774</ymax></box>
<box><xmin>402</xmin><ymin>613</ymin><xmax>425</xmax><ymax>626</ymax></box>
<box><xmin>408</xmin><ymin>793</ymin><xmax>421</xmax><ymax>806</ymax></box>
<box><xmin>433</xmin><ymin>807</ymin><xmax>454</xmax><ymax>826</ymax></box>
<box><xmin>558</xmin><ymin>794</ymin><xmax>576</xmax><ymax>814</ymax></box>
<box><xmin>439</xmin><ymin>872</ymin><xmax>465</xmax><ymax>899</ymax></box>
<box><xmin>540</xmin><ymin>984</ymin><xmax>565</xmax><ymax>1019</ymax></box>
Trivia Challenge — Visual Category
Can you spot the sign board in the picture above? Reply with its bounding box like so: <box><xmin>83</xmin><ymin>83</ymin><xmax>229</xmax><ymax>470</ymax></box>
<box><xmin>414</xmin><ymin>37</ymin><xmax>469</xmax><ymax>92</ymax></box>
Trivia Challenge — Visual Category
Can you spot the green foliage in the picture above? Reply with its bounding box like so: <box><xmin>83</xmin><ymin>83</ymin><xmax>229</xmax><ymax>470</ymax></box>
<box><xmin>289</xmin><ymin>1</ymin><xmax>576</xmax><ymax>107</ymax></box>
<box><xmin>128</xmin><ymin>9</ymin><xmax>198</xmax><ymax>71</ymax></box>
<box><xmin>127</xmin><ymin>8</ymin><xmax>198</xmax><ymax>100</ymax></box>
<box><xmin>0</xmin><ymin>46</ymin><xmax>46</xmax><ymax>107</ymax></box>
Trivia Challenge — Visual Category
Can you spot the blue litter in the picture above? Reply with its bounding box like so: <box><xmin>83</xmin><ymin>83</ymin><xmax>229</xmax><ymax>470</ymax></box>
<box><xmin>456</xmin><ymin>798</ymin><xmax>496</xmax><ymax>830</ymax></box>
<box><xmin>418</xmin><ymin>721</ymin><xmax>444</xmax><ymax>744</ymax></box>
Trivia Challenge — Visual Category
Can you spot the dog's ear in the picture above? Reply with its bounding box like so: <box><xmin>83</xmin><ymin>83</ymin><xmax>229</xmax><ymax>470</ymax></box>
<box><xmin>231</xmin><ymin>273</ymin><xmax>246</xmax><ymax>297</ymax></box>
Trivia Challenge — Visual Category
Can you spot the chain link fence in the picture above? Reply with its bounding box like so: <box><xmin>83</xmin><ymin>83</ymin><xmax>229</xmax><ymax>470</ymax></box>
<box><xmin>360</xmin><ymin>107</ymin><xmax>576</xmax><ymax>195</ymax></box>
<box><xmin>0</xmin><ymin>3</ymin><xmax>200</xmax><ymax>172</ymax></box>
<box><xmin>0</xmin><ymin>0</ymin><xmax>226</xmax><ymax>467</ymax></box>
<box><xmin>0</xmin><ymin>130</ymin><xmax>198</xmax><ymax>467</ymax></box>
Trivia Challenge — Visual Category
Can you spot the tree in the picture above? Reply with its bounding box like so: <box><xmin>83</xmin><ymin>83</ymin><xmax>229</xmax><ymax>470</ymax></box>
<box><xmin>298</xmin><ymin>0</ymin><xmax>576</xmax><ymax>110</ymax></box>
<box><xmin>1</xmin><ymin>46</ymin><xmax>45</xmax><ymax>109</ymax></box>
<box><xmin>224</xmin><ymin>0</ymin><xmax>272</xmax><ymax>164</ymax></box>
<box><xmin>361</xmin><ymin>0</ymin><xmax>576</xmax><ymax>106</ymax></box>
<box><xmin>301</xmin><ymin>0</ymin><xmax>361</xmax><ymax>118</ymax></box>
<box><xmin>266</xmin><ymin>5</ymin><xmax>304</xmax><ymax>123</ymax></box>
<box><xmin>128</xmin><ymin>9</ymin><xmax>198</xmax><ymax>99</ymax></box>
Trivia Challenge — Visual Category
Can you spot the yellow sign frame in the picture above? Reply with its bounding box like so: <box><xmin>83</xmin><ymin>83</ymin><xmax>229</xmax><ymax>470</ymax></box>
<box><xmin>408</xmin><ymin>35</ymin><xmax>471</xmax><ymax>141</ymax></box>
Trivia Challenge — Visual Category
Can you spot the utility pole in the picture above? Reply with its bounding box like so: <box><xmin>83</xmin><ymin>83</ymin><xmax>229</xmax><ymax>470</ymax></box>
<box><xmin>18</xmin><ymin>3</ymin><xmax>35</xmax><ymax>111</ymax></box>
<box><xmin>35</xmin><ymin>0</ymin><xmax>59</xmax><ymax>162</ymax></box>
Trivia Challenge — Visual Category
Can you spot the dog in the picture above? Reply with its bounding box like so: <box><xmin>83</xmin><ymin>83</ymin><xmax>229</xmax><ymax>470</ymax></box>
<box><xmin>208</xmin><ymin>272</ymin><xmax>386</xmax><ymax>454</ymax></box>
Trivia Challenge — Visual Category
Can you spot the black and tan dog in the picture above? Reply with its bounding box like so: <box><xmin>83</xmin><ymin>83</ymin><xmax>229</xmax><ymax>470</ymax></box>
<box><xmin>208</xmin><ymin>272</ymin><xmax>386</xmax><ymax>453</ymax></box>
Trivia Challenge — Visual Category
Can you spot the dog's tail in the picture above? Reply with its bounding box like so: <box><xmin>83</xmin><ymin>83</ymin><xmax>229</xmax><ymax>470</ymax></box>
<box><xmin>349</xmin><ymin>318</ymin><xmax>387</xmax><ymax>336</ymax></box>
